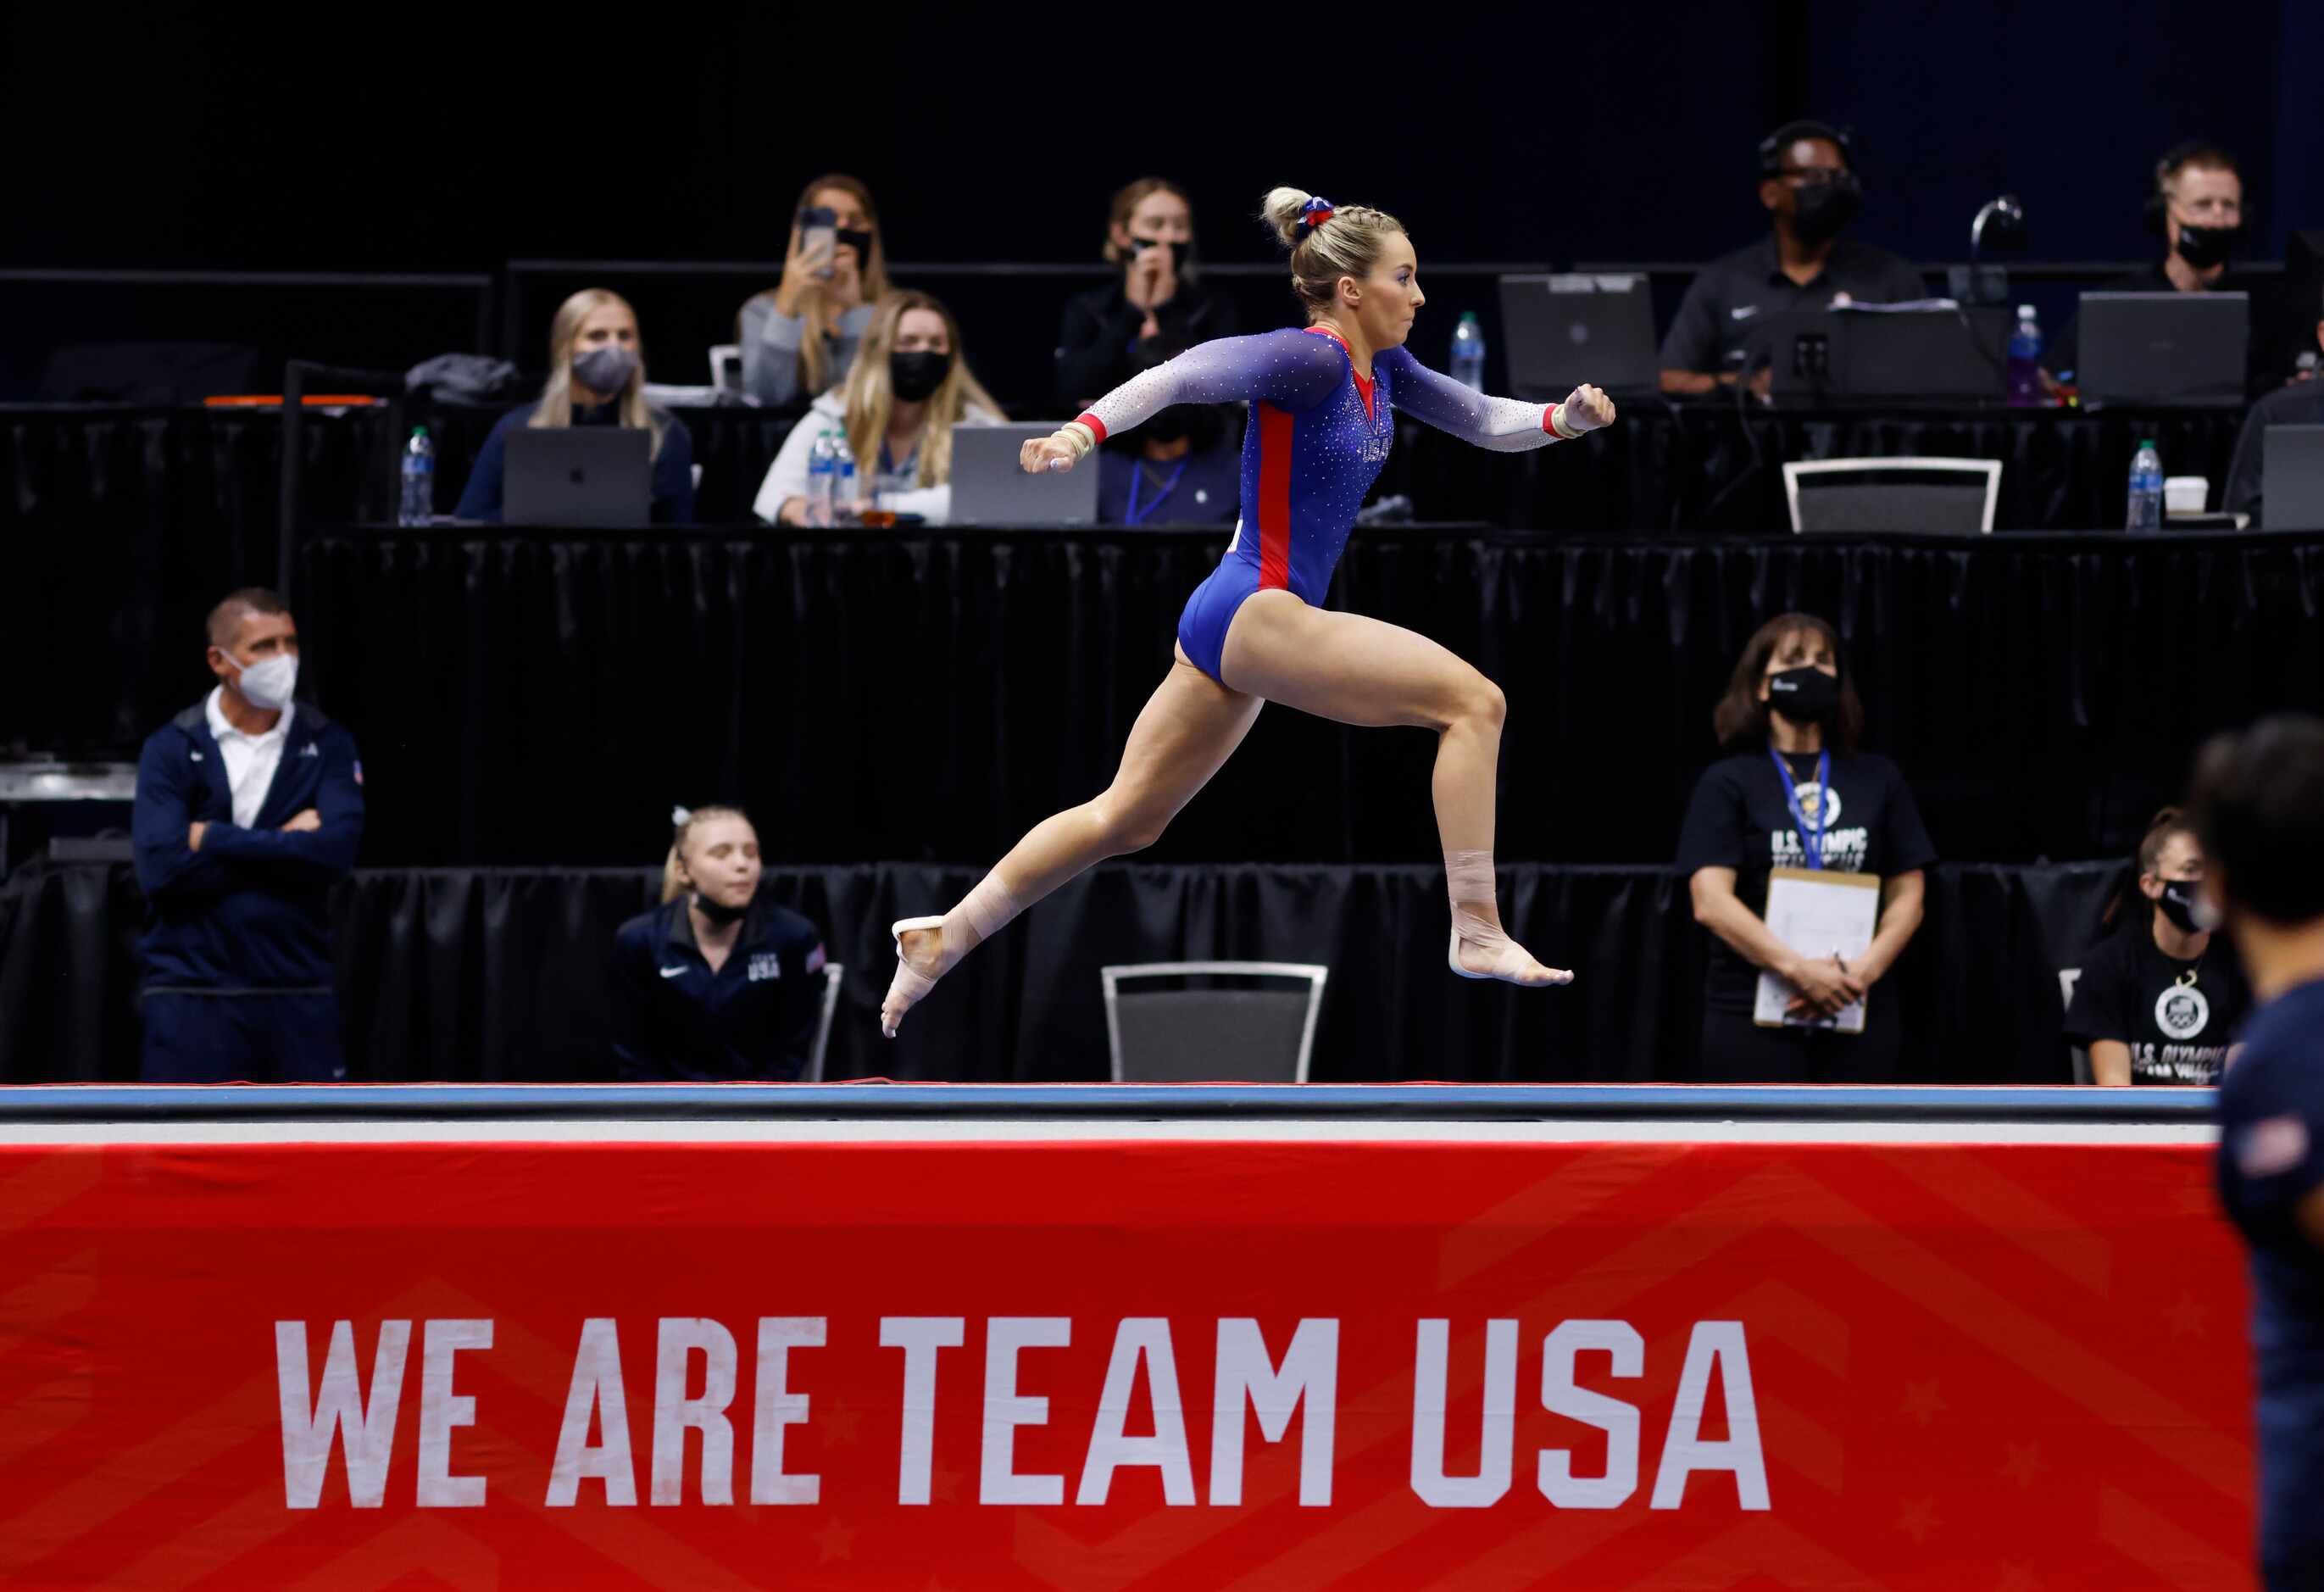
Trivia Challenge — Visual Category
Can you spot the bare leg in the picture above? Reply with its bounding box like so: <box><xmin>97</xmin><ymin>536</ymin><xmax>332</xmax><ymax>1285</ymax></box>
<box><xmin>1220</xmin><ymin>592</ymin><xmax>1567</xmax><ymax>986</ymax></box>
<box><xmin>881</xmin><ymin>649</ymin><xmax>1262</xmax><ymax>1034</ymax></box>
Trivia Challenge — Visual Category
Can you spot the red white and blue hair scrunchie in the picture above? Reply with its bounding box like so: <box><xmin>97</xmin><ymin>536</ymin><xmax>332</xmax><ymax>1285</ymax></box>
<box><xmin>1299</xmin><ymin>195</ymin><xmax>1335</xmax><ymax>231</ymax></box>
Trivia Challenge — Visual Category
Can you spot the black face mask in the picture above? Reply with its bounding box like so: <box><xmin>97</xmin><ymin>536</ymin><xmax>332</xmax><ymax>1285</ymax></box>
<box><xmin>1144</xmin><ymin>405</ymin><xmax>1195</xmax><ymax>444</ymax></box>
<box><xmin>693</xmin><ymin>891</ymin><xmax>749</xmax><ymax>927</ymax></box>
<box><xmin>2155</xmin><ymin>880</ymin><xmax>2206</xmax><ymax>935</ymax></box>
<box><xmin>836</xmin><ymin>227</ymin><xmax>876</xmax><ymax>264</ymax></box>
<box><xmin>1788</xmin><ymin>175</ymin><xmax>1863</xmax><ymax>245</ymax></box>
<box><xmin>1130</xmin><ymin>238</ymin><xmax>1190</xmax><ymax>272</ymax></box>
<box><xmin>889</xmin><ymin>350</ymin><xmax>953</xmax><ymax>404</ymax></box>
<box><xmin>2173</xmin><ymin>220</ymin><xmax>2243</xmax><ymax>270</ymax></box>
<box><xmin>1767</xmin><ymin>665</ymin><xmax>1840</xmax><ymax>725</ymax></box>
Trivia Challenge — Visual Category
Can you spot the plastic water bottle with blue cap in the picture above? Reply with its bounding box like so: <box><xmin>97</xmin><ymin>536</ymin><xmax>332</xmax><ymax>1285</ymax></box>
<box><xmin>806</xmin><ymin>431</ymin><xmax>837</xmax><ymax>527</ymax></box>
<box><xmin>2126</xmin><ymin>439</ymin><xmax>2164</xmax><ymax>532</ymax></box>
<box><xmin>1450</xmin><ymin>312</ymin><xmax>1487</xmax><ymax>392</ymax></box>
<box><xmin>831</xmin><ymin>434</ymin><xmax>858</xmax><ymax>525</ymax></box>
<box><xmin>2005</xmin><ymin>305</ymin><xmax>2043</xmax><ymax>408</ymax></box>
<box><xmin>398</xmin><ymin>426</ymin><xmax>434</xmax><ymax>526</ymax></box>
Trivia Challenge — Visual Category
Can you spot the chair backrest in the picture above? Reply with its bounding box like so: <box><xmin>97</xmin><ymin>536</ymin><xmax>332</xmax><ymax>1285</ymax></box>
<box><xmin>709</xmin><ymin>343</ymin><xmax>743</xmax><ymax>395</ymax></box>
<box><xmin>2058</xmin><ymin>966</ymin><xmax>2092</xmax><ymax>1085</ymax></box>
<box><xmin>1782</xmin><ymin>457</ymin><xmax>2001</xmax><ymax>534</ymax></box>
<box><xmin>1101</xmin><ymin>961</ymin><xmax>1328</xmax><ymax>1084</ymax></box>
<box><xmin>807</xmin><ymin>963</ymin><xmax>844</xmax><ymax>1083</ymax></box>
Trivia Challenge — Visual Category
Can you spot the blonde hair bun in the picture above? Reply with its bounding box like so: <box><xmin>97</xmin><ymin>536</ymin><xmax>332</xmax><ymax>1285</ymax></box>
<box><xmin>1259</xmin><ymin>187</ymin><xmax>1316</xmax><ymax>249</ymax></box>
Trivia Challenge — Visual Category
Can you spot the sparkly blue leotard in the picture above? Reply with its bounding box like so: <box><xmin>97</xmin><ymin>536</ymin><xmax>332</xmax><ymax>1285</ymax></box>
<box><xmin>1072</xmin><ymin>326</ymin><xmax>1574</xmax><ymax>682</ymax></box>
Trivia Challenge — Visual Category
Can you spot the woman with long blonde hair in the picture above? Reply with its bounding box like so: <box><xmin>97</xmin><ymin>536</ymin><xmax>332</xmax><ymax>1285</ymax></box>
<box><xmin>738</xmin><ymin>173</ymin><xmax>894</xmax><ymax>405</ymax></box>
<box><xmin>753</xmin><ymin>289</ymin><xmax>1005</xmax><ymax>526</ymax></box>
<box><xmin>453</xmin><ymin>287</ymin><xmax>695</xmax><ymax>524</ymax></box>
<box><xmin>878</xmin><ymin>186</ymin><xmax>1620</xmax><ymax>1038</ymax></box>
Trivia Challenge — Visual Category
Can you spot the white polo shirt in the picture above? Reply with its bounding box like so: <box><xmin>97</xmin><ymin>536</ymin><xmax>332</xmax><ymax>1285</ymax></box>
<box><xmin>205</xmin><ymin>687</ymin><xmax>295</xmax><ymax>829</ymax></box>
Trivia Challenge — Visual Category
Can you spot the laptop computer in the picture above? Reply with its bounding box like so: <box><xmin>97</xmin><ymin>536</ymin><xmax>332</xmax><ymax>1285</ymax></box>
<box><xmin>2263</xmin><ymin>425</ymin><xmax>2324</xmax><ymax>532</ymax></box>
<box><xmin>949</xmin><ymin>422</ymin><xmax>1101</xmax><ymax>527</ymax></box>
<box><xmin>1830</xmin><ymin>307</ymin><xmax>2010</xmax><ymax>405</ymax></box>
<box><xmin>503</xmin><ymin>427</ymin><xmax>653</xmax><ymax>526</ymax></box>
<box><xmin>2076</xmin><ymin>291</ymin><xmax>2249</xmax><ymax>407</ymax></box>
<box><xmin>1498</xmin><ymin>273</ymin><xmax>1660</xmax><ymax>400</ymax></box>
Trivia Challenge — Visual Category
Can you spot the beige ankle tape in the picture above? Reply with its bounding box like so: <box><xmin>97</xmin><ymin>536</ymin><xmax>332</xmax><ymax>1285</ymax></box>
<box><xmin>1444</xmin><ymin>849</ymin><xmax>1498</xmax><ymax>905</ymax></box>
<box><xmin>957</xmin><ymin>871</ymin><xmax>1023</xmax><ymax>946</ymax></box>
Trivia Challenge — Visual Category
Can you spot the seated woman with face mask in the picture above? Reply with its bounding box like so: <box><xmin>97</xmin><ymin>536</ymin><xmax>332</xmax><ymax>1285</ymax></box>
<box><xmin>454</xmin><ymin>287</ymin><xmax>695</xmax><ymax>525</ymax></box>
<box><xmin>1676</xmin><ymin>613</ymin><xmax>1936</xmax><ymax>1083</ymax></box>
<box><xmin>2064</xmin><ymin>807</ymin><xmax>2251</xmax><ymax>1085</ymax></box>
<box><xmin>738</xmin><ymin>173</ymin><xmax>892</xmax><ymax>407</ymax></box>
<box><xmin>753</xmin><ymin>290</ymin><xmax>1006</xmax><ymax>526</ymax></box>
<box><xmin>608</xmin><ymin>805</ymin><xmax>830</xmax><ymax>1082</ymax></box>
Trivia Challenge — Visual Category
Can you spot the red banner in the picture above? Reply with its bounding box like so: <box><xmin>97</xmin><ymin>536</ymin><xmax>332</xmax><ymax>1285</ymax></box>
<box><xmin>0</xmin><ymin>1130</ymin><xmax>2250</xmax><ymax>1589</ymax></box>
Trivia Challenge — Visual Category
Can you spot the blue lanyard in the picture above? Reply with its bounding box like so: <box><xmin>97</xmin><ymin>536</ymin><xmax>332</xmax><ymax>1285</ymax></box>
<box><xmin>1769</xmin><ymin>745</ymin><xmax>1832</xmax><ymax>871</ymax></box>
<box><xmin>1125</xmin><ymin>460</ymin><xmax>1187</xmax><ymax>527</ymax></box>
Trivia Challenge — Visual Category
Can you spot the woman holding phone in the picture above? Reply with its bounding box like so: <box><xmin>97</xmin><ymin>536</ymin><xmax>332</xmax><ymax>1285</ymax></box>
<box><xmin>738</xmin><ymin>174</ymin><xmax>893</xmax><ymax>406</ymax></box>
<box><xmin>877</xmin><ymin>186</ymin><xmax>1619</xmax><ymax>1038</ymax></box>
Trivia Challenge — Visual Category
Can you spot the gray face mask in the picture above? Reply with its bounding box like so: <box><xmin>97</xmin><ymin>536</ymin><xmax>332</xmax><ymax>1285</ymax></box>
<box><xmin>572</xmin><ymin>345</ymin><xmax>638</xmax><ymax>395</ymax></box>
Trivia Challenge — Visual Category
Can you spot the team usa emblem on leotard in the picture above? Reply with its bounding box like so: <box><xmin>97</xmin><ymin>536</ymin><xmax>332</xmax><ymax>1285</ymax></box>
<box><xmin>2154</xmin><ymin>983</ymin><xmax>2210</xmax><ymax>1040</ymax></box>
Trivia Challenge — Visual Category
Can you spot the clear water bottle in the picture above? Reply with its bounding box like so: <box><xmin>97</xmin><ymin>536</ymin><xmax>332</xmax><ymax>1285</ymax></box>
<box><xmin>2005</xmin><ymin>304</ymin><xmax>2043</xmax><ymax>408</ymax></box>
<box><xmin>2126</xmin><ymin>439</ymin><xmax>2165</xmax><ymax>532</ymax></box>
<box><xmin>398</xmin><ymin>426</ymin><xmax>435</xmax><ymax>526</ymax></box>
<box><xmin>831</xmin><ymin>434</ymin><xmax>858</xmax><ymax>525</ymax></box>
<box><xmin>805</xmin><ymin>431</ymin><xmax>837</xmax><ymax>527</ymax></box>
<box><xmin>1449</xmin><ymin>311</ymin><xmax>1487</xmax><ymax>392</ymax></box>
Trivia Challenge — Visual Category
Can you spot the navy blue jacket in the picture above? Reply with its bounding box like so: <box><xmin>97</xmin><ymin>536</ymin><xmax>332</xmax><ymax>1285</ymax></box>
<box><xmin>453</xmin><ymin>401</ymin><xmax>696</xmax><ymax>525</ymax></box>
<box><xmin>132</xmin><ymin>700</ymin><xmax>365</xmax><ymax>989</ymax></box>
<box><xmin>609</xmin><ymin>893</ymin><xmax>826</xmax><ymax>1082</ymax></box>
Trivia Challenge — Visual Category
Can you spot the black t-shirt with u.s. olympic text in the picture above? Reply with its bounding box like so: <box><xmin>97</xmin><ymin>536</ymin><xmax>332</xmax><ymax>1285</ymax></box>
<box><xmin>1675</xmin><ymin>747</ymin><xmax>1938</xmax><ymax>1013</ymax></box>
<box><xmin>2063</xmin><ymin>921</ymin><xmax>2252</xmax><ymax>1084</ymax></box>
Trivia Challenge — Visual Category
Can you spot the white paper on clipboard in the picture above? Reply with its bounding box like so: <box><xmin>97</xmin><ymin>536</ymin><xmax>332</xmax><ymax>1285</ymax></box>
<box><xmin>1754</xmin><ymin>866</ymin><xmax>1882</xmax><ymax>1033</ymax></box>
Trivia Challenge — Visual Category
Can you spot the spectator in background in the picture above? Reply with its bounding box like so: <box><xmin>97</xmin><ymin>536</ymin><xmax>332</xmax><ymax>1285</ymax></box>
<box><xmin>739</xmin><ymin>174</ymin><xmax>892</xmax><ymax>407</ymax></box>
<box><xmin>1095</xmin><ymin>342</ymin><xmax>1241</xmax><ymax>527</ymax></box>
<box><xmin>454</xmin><ymin>288</ymin><xmax>695</xmax><ymax>524</ymax></box>
<box><xmin>1658</xmin><ymin>120</ymin><xmax>1926</xmax><ymax>398</ymax></box>
<box><xmin>131</xmin><ymin>588</ymin><xmax>364</xmax><ymax>1083</ymax></box>
<box><xmin>609</xmin><ymin>806</ymin><xmax>828</xmax><ymax>1081</ymax></box>
<box><xmin>2065</xmin><ymin>808</ymin><xmax>2250</xmax><ymax>1084</ymax></box>
<box><xmin>2048</xmin><ymin>142</ymin><xmax>2272</xmax><ymax>387</ymax></box>
<box><xmin>1677</xmin><ymin>613</ymin><xmax>1935</xmax><ymax>1083</ymax></box>
<box><xmin>2227</xmin><ymin>291</ymin><xmax>2324</xmax><ymax>525</ymax></box>
<box><xmin>1055</xmin><ymin>178</ymin><xmax>1240</xmax><ymax>410</ymax></box>
<box><xmin>754</xmin><ymin>290</ymin><xmax>1006</xmax><ymax>526</ymax></box>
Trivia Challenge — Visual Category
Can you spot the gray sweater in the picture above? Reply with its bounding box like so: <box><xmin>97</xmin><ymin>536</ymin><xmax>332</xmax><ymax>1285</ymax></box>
<box><xmin>738</xmin><ymin>297</ymin><xmax>876</xmax><ymax>406</ymax></box>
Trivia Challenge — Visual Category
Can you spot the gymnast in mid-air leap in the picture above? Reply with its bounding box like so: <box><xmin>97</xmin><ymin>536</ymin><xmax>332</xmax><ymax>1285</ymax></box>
<box><xmin>881</xmin><ymin>186</ymin><xmax>1618</xmax><ymax>1038</ymax></box>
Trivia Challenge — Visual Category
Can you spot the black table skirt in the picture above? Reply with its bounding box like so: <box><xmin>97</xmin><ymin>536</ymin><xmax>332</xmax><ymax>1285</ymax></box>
<box><xmin>0</xmin><ymin>858</ymin><xmax>2124</xmax><ymax>1089</ymax></box>
<box><xmin>254</xmin><ymin>528</ymin><xmax>2323</xmax><ymax>869</ymax></box>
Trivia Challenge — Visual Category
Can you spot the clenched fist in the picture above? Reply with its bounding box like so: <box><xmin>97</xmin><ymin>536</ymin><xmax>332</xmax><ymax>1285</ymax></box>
<box><xmin>1558</xmin><ymin>384</ymin><xmax>1617</xmax><ymax>435</ymax></box>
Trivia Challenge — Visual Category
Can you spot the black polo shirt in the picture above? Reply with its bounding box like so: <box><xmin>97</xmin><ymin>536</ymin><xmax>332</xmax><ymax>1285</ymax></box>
<box><xmin>609</xmin><ymin>892</ymin><xmax>827</xmax><ymax>1081</ymax></box>
<box><xmin>2225</xmin><ymin>377</ymin><xmax>2324</xmax><ymax>524</ymax></box>
<box><xmin>1659</xmin><ymin>236</ymin><xmax>1930</xmax><ymax>376</ymax></box>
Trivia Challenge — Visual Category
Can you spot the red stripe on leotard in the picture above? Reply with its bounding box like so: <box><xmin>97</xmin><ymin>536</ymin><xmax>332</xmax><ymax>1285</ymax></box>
<box><xmin>1256</xmin><ymin>402</ymin><xmax>1293</xmax><ymax>590</ymax></box>
<box><xmin>1302</xmin><ymin>325</ymin><xmax>1374</xmax><ymax>422</ymax></box>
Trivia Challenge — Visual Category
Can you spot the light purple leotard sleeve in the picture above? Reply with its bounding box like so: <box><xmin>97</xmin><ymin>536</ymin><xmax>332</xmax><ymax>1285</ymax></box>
<box><xmin>1071</xmin><ymin>327</ymin><xmax>1347</xmax><ymax>443</ymax></box>
<box><xmin>1375</xmin><ymin>346</ymin><xmax>1569</xmax><ymax>453</ymax></box>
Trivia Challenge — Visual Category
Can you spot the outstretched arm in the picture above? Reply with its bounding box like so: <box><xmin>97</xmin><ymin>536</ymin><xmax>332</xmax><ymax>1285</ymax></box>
<box><xmin>1380</xmin><ymin>346</ymin><xmax>1617</xmax><ymax>453</ymax></box>
<box><xmin>1022</xmin><ymin>328</ymin><xmax>1345</xmax><ymax>474</ymax></box>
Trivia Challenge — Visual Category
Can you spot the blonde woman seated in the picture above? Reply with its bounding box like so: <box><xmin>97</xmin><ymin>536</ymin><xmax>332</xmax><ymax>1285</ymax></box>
<box><xmin>454</xmin><ymin>288</ymin><xmax>694</xmax><ymax>524</ymax></box>
<box><xmin>737</xmin><ymin>173</ymin><xmax>892</xmax><ymax>406</ymax></box>
<box><xmin>753</xmin><ymin>290</ymin><xmax>1006</xmax><ymax>526</ymax></box>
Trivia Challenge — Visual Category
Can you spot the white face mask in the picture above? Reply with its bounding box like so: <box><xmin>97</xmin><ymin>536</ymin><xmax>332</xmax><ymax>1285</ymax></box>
<box><xmin>224</xmin><ymin>649</ymin><xmax>297</xmax><ymax>711</ymax></box>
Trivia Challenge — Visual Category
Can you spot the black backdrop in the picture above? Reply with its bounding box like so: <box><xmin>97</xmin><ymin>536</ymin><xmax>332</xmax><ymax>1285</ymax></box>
<box><xmin>0</xmin><ymin>859</ymin><xmax>2123</xmax><ymax>1088</ymax></box>
<box><xmin>277</xmin><ymin>530</ymin><xmax>2324</xmax><ymax>869</ymax></box>
<box><xmin>8</xmin><ymin>6</ymin><xmax>2318</xmax><ymax>273</ymax></box>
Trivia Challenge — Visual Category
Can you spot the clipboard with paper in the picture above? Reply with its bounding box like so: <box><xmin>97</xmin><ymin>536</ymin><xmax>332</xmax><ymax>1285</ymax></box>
<box><xmin>1753</xmin><ymin>866</ymin><xmax>1881</xmax><ymax>1033</ymax></box>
